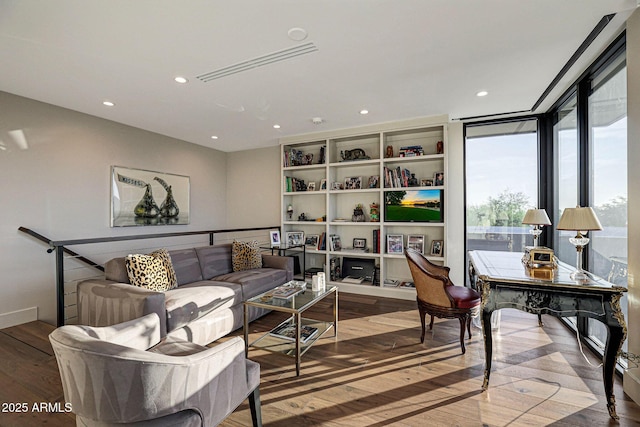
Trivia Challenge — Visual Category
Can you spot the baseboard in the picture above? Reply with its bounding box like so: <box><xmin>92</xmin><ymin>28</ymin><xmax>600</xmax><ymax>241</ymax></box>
<box><xmin>624</xmin><ymin>369</ymin><xmax>640</xmax><ymax>406</ymax></box>
<box><xmin>0</xmin><ymin>307</ymin><xmax>38</xmax><ymax>329</ymax></box>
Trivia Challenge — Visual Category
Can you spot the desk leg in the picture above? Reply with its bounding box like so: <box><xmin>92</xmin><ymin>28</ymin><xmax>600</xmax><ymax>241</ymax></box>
<box><xmin>481</xmin><ymin>309</ymin><xmax>493</xmax><ymax>391</ymax></box>
<box><xmin>603</xmin><ymin>324</ymin><xmax>624</xmax><ymax>420</ymax></box>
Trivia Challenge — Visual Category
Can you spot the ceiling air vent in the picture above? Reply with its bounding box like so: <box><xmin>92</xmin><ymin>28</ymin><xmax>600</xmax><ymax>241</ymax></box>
<box><xmin>197</xmin><ymin>42</ymin><xmax>318</xmax><ymax>82</ymax></box>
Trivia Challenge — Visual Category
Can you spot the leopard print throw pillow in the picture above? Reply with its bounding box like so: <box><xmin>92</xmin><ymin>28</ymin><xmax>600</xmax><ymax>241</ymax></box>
<box><xmin>232</xmin><ymin>240</ymin><xmax>262</xmax><ymax>272</ymax></box>
<box><xmin>125</xmin><ymin>248</ymin><xmax>177</xmax><ymax>291</ymax></box>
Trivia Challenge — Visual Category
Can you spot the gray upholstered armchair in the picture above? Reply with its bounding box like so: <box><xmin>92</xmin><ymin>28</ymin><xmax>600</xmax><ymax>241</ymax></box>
<box><xmin>49</xmin><ymin>313</ymin><xmax>262</xmax><ymax>426</ymax></box>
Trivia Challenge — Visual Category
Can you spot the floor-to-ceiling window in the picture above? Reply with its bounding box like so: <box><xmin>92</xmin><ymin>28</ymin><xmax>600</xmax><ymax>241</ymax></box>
<box><xmin>465</xmin><ymin>119</ymin><xmax>539</xmax><ymax>258</ymax></box>
<box><xmin>587</xmin><ymin>52</ymin><xmax>628</xmax><ymax>352</ymax></box>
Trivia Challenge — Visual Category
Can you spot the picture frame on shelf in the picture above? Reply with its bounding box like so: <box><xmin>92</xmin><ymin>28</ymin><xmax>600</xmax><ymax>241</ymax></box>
<box><xmin>368</xmin><ymin>175</ymin><xmax>379</xmax><ymax>188</ymax></box>
<box><xmin>331</xmin><ymin>182</ymin><xmax>343</xmax><ymax>190</ymax></box>
<box><xmin>353</xmin><ymin>238</ymin><xmax>367</xmax><ymax>249</ymax></box>
<box><xmin>421</xmin><ymin>179</ymin><xmax>433</xmax><ymax>187</ymax></box>
<box><xmin>305</xmin><ymin>234</ymin><xmax>319</xmax><ymax>248</ymax></box>
<box><xmin>407</xmin><ymin>234</ymin><xmax>425</xmax><ymax>254</ymax></box>
<box><xmin>329</xmin><ymin>234</ymin><xmax>342</xmax><ymax>251</ymax></box>
<box><xmin>286</xmin><ymin>231</ymin><xmax>304</xmax><ymax>246</ymax></box>
<box><xmin>430</xmin><ymin>240</ymin><xmax>444</xmax><ymax>256</ymax></box>
<box><xmin>433</xmin><ymin>171</ymin><xmax>444</xmax><ymax>186</ymax></box>
<box><xmin>320</xmin><ymin>179</ymin><xmax>327</xmax><ymax>190</ymax></box>
<box><xmin>307</xmin><ymin>181</ymin><xmax>316</xmax><ymax>191</ymax></box>
<box><xmin>269</xmin><ymin>230</ymin><xmax>281</xmax><ymax>247</ymax></box>
<box><xmin>344</xmin><ymin>176</ymin><xmax>363</xmax><ymax>190</ymax></box>
<box><xmin>386</xmin><ymin>234</ymin><xmax>404</xmax><ymax>254</ymax></box>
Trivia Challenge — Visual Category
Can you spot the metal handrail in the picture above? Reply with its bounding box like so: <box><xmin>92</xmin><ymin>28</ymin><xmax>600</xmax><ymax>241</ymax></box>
<box><xmin>19</xmin><ymin>225</ymin><xmax>280</xmax><ymax>326</ymax></box>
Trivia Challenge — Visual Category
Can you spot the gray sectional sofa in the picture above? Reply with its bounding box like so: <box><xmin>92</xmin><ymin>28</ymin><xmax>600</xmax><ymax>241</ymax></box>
<box><xmin>77</xmin><ymin>243</ymin><xmax>293</xmax><ymax>345</ymax></box>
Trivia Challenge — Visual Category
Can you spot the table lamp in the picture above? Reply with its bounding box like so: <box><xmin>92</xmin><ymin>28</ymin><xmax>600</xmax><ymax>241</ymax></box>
<box><xmin>557</xmin><ymin>206</ymin><xmax>602</xmax><ymax>280</ymax></box>
<box><xmin>522</xmin><ymin>208</ymin><xmax>551</xmax><ymax>247</ymax></box>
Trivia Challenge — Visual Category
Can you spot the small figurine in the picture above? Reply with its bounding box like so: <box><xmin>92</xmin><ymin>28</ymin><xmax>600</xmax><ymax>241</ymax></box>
<box><xmin>436</xmin><ymin>140</ymin><xmax>444</xmax><ymax>154</ymax></box>
<box><xmin>287</xmin><ymin>204</ymin><xmax>293</xmax><ymax>220</ymax></box>
<box><xmin>369</xmin><ymin>202</ymin><xmax>379</xmax><ymax>222</ymax></box>
<box><xmin>298</xmin><ymin>213</ymin><xmax>307</xmax><ymax>221</ymax></box>
<box><xmin>352</xmin><ymin>204</ymin><xmax>365</xmax><ymax>222</ymax></box>
<box><xmin>386</xmin><ymin>145</ymin><xmax>394</xmax><ymax>158</ymax></box>
<box><xmin>408</xmin><ymin>173</ymin><xmax>419</xmax><ymax>187</ymax></box>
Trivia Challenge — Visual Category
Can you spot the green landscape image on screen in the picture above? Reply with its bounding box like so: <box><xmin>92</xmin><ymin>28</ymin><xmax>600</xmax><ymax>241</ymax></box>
<box><xmin>385</xmin><ymin>190</ymin><xmax>442</xmax><ymax>222</ymax></box>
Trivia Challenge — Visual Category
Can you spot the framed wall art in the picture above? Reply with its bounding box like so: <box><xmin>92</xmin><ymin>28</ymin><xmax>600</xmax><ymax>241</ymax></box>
<box><xmin>111</xmin><ymin>166</ymin><xmax>190</xmax><ymax>227</ymax></box>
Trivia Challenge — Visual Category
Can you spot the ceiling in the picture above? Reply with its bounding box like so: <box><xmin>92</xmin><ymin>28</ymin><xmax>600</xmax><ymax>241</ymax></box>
<box><xmin>1</xmin><ymin>1</ymin><xmax>637</xmax><ymax>152</ymax></box>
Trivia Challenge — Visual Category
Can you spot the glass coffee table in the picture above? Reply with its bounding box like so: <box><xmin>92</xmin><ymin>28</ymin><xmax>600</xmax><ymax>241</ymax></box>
<box><xmin>244</xmin><ymin>281</ymin><xmax>338</xmax><ymax>376</ymax></box>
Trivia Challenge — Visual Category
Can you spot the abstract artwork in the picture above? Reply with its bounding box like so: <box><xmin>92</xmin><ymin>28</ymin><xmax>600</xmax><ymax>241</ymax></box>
<box><xmin>111</xmin><ymin>166</ymin><xmax>190</xmax><ymax>227</ymax></box>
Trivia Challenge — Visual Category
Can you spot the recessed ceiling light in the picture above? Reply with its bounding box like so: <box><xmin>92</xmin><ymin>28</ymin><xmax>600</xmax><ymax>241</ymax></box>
<box><xmin>360</xmin><ymin>109</ymin><xmax>369</xmax><ymax>115</ymax></box>
<box><xmin>211</xmin><ymin>135</ymin><xmax>218</xmax><ymax>140</ymax></box>
<box><xmin>476</xmin><ymin>91</ymin><xmax>488</xmax><ymax>97</ymax></box>
<box><xmin>174</xmin><ymin>76</ymin><xmax>188</xmax><ymax>84</ymax></box>
<box><xmin>103</xmin><ymin>101</ymin><xmax>115</xmax><ymax>107</ymax></box>
<box><xmin>273</xmin><ymin>124</ymin><xmax>281</xmax><ymax>129</ymax></box>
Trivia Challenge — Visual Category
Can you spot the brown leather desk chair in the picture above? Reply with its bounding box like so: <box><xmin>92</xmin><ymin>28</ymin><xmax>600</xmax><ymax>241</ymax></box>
<box><xmin>405</xmin><ymin>248</ymin><xmax>481</xmax><ymax>354</ymax></box>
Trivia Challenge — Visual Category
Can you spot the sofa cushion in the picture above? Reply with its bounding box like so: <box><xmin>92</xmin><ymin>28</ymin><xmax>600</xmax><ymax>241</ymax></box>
<box><xmin>124</xmin><ymin>252</ymin><xmax>175</xmax><ymax>291</ymax></box>
<box><xmin>164</xmin><ymin>282</ymin><xmax>240</xmax><ymax>332</ymax></box>
<box><xmin>232</xmin><ymin>240</ymin><xmax>262</xmax><ymax>272</ymax></box>
<box><xmin>195</xmin><ymin>245</ymin><xmax>233</xmax><ymax>280</ymax></box>
<box><xmin>168</xmin><ymin>248</ymin><xmax>203</xmax><ymax>285</ymax></box>
<box><xmin>214</xmin><ymin>268</ymin><xmax>287</xmax><ymax>300</ymax></box>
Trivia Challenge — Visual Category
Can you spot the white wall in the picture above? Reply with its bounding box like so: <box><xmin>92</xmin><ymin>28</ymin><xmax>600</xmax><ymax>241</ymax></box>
<box><xmin>446</xmin><ymin>121</ymin><xmax>465</xmax><ymax>285</ymax></box>
<box><xmin>226</xmin><ymin>146</ymin><xmax>281</xmax><ymax>229</ymax></box>
<box><xmin>0</xmin><ymin>91</ymin><xmax>229</xmax><ymax>326</ymax></box>
<box><xmin>624</xmin><ymin>7</ymin><xmax>640</xmax><ymax>405</ymax></box>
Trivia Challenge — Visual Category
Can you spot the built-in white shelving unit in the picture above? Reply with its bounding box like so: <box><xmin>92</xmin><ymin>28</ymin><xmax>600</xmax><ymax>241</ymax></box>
<box><xmin>280</xmin><ymin>115</ymin><xmax>448</xmax><ymax>300</ymax></box>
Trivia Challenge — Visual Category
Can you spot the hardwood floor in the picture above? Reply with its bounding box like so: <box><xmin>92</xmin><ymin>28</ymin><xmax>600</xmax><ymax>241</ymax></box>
<box><xmin>1</xmin><ymin>294</ymin><xmax>639</xmax><ymax>426</ymax></box>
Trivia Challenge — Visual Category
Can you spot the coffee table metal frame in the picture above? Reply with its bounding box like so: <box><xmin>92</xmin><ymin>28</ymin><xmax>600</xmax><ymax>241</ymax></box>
<box><xmin>244</xmin><ymin>282</ymin><xmax>338</xmax><ymax>376</ymax></box>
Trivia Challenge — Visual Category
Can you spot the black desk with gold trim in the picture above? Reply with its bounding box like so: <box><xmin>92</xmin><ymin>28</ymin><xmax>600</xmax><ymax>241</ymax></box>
<box><xmin>468</xmin><ymin>250</ymin><xmax>627</xmax><ymax>419</ymax></box>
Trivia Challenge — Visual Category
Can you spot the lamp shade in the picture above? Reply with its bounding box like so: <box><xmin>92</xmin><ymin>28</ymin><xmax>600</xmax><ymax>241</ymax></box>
<box><xmin>557</xmin><ymin>206</ymin><xmax>603</xmax><ymax>231</ymax></box>
<box><xmin>522</xmin><ymin>209</ymin><xmax>551</xmax><ymax>226</ymax></box>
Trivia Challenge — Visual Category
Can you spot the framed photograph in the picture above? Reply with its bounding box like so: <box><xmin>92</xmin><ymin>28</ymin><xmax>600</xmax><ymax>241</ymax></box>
<box><xmin>344</xmin><ymin>176</ymin><xmax>363</xmax><ymax>190</ymax></box>
<box><xmin>269</xmin><ymin>230</ymin><xmax>281</xmax><ymax>247</ymax></box>
<box><xmin>430</xmin><ymin>240</ymin><xmax>444</xmax><ymax>256</ymax></box>
<box><xmin>286</xmin><ymin>231</ymin><xmax>304</xmax><ymax>246</ymax></box>
<box><xmin>407</xmin><ymin>234</ymin><xmax>425</xmax><ymax>254</ymax></box>
<box><xmin>320</xmin><ymin>179</ymin><xmax>327</xmax><ymax>190</ymax></box>
<box><xmin>421</xmin><ymin>179</ymin><xmax>433</xmax><ymax>187</ymax></box>
<box><xmin>386</xmin><ymin>234</ymin><xmax>404</xmax><ymax>254</ymax></box>
<box><xmin>331</xmin><ymin>181</ymin><xmax>343</xmax><ymax>191</ymax></box>
<box><xmin>307</xmin><ymin>181</ymin><xmax>316</xmax><ymax>191</ymax></box>
<box><xmin>111</xmin><ymin>166</ymin><xmax>190</xmax><ymax>227</ymax></box>
<box><xmin>305</xmin><ymin>234</ymin><xmax>319</xmax><ymax>248</ymax></box>
<box><xmin>353</xmin><ymin>238</ymin><xmax>367</xmax><ymax>249</ymax></box>
<box><xmin>329</xmin><ymin>234</ymin><xmax>342</xmax><ymax>251</ymax></box>
<box><xmin>368</xmin><ymin>175</ymin><xmax>379</xmax><ymax>188</ymax></box>
<box><xmin>433</xmin><ymin>171</ymin><xmax>444</xmax><ymax>186</ymax></box>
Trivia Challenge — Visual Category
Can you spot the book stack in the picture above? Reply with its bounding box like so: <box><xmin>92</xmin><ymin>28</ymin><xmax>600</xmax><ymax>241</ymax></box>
<box><xmin>383</xmin><ymin>166</ymin><xmax>412</xmax><ymax>188</ymax></box>
<box><xmin>269</xmin><ymin>320</ymin><xmax>318</xmax><ymax>343</ymax></box>
<box><xmin>317</xmin><ymin>232</ymin><xmax>326</xmax><ymax>250</ymax></box>
<box><xmin>372</xmin><ymin>229</ymin><xmax>381</xmax><ymax>253</ymax></box>
<box><xmin>398</xmin><ymin>145</ymin><xmax>424</xmax><ymax>157</ymax></box>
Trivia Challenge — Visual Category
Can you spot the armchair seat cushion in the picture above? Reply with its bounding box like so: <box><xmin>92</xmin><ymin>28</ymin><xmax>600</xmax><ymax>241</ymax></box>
<box><xmin>447</xmin><ymin>285</ymin><xmax>481</xmax><ymax>309</ymax></box>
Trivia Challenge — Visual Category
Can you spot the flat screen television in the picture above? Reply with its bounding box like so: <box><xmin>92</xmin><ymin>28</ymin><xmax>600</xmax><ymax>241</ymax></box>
<box><xmin>384</xmin><ymin>189</ymin><xmax>443</xmax><ymax>222</ymax></box>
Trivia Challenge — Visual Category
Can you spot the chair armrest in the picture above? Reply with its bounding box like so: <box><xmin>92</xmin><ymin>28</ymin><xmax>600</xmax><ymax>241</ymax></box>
<box><xmin>65</xmin><ymin>313</ymin><xmax>162</xmax><ymax>351</ymax></box>
<box><xmin>77</xmin><ymin>279</ymin><xmax>167</xmax><ymax>337</ymax></box>
<box><xmin>262</xmin><ymin>254</ymin><xmax>294</xmax><ymax>281</ymax></box>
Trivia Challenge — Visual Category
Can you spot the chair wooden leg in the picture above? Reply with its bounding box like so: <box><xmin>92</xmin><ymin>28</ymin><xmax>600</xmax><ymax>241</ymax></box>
<box><xmin>419</xmin><ymin>307</ymin><xmax>426</xmax><ymax>343</ymax></box>
<box><xmin>466</xmin><ymin>315</ymin><xmax>473</xmax><ymax>339</ymax></box>
<box><xmin>248</xmin><ymin>386</ymin><xmax>262</xmax><ymax>427</ymax></box>
<box><xmin>458</xmin><ymin>316</ymin><xmax>466</xmax><ymax>354</ymax></box>
<box><xmin>429</xmin><ymin>314</ymin><xmax>435</xmax><ymax>330</ymax></box>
